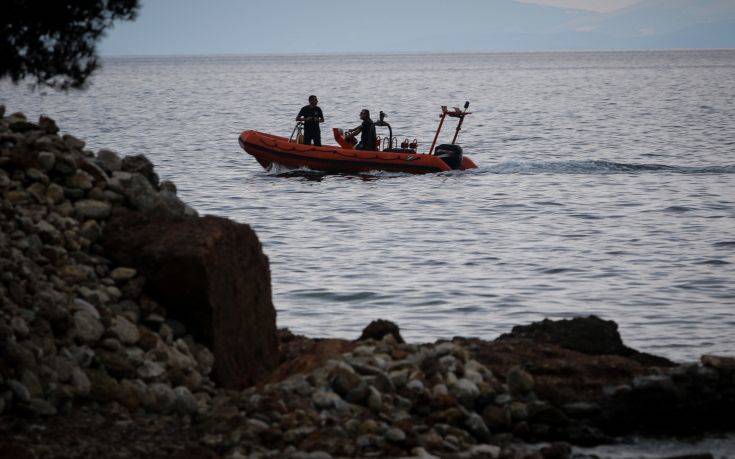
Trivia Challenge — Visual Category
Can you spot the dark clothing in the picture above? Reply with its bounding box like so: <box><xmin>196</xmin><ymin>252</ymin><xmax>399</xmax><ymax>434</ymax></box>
<box><xmin>304</xmin><ymin>128</ymin><xmax>321</xmax><ymax>146</ymax></box>
<box><xmin>297</xmin><ymin>105</ymin><xmax>323</xmax><ymax>146</ymax></box>
<box><xmin>356</xmin><ymin>118</ymin><xmax>376</xmax><ymax>151</ymax></box>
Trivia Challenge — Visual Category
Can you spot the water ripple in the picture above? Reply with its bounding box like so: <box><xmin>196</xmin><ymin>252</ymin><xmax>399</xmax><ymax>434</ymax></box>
<box><xmin>2</xmin><ymin>50</ymin><xmax>734</xmax><ymax>362</ymax></box>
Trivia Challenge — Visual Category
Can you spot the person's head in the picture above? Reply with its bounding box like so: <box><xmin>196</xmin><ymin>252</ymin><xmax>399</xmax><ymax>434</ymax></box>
<box><xmin>308</xmin><ymin>95</ymin><xmax>318</xmax><ymax>106</ymax></box>
<box><xmin>360</xmin><ymin>109</ymin><xmax>370</xmax><ymax>120</ymax></box>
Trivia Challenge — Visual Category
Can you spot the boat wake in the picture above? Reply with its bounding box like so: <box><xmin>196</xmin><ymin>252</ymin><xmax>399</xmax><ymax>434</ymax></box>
<box><xmin>476</xmin><ymin>160</ymin><xmax>735</xmax><ymax>175</ymax></box>
<box><xmin>265</xmin><ymin>163</ymin><xmax>411</xmax><ymax>181</ymax></box>
<box><xmin>263</xmin><ymin>160</ymin><xmax>735</xmax><ymax>180</ymax></box>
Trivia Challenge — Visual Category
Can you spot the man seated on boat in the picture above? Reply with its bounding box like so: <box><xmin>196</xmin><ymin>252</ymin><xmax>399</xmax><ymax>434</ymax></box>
<box><xmin>296</xmin><ymin>95</ymin><xmax>324</xmax><ymax>146</ymax></box>
<box><xmin>345</xmin><ymin>109</ymin><xmax>376</xmax><ymax>150</ymax></box>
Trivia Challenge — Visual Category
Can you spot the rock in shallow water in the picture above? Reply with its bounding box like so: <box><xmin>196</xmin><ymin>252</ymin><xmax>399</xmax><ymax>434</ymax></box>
<box><xmin>358</xmin><ymin>319</ymin><xmax>405</xmax><ymax>344</ymax></box>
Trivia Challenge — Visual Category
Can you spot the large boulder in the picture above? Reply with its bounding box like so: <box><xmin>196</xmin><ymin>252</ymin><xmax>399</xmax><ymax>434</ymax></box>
<box><xmin>499</xmin><ymin>316</ymin><xmax>673</xmax><ymax>366</ymax></box>
<box><xmin>358</xmin><ymin>319</ymin><xmax>405</xmax><ymax>344</ymax></box>
<box><xmin>501</xmin><ymin>316</ymin><xmax>626</xmax><ymax>355</ymax></box>
<box><xmin>101</xmin><ymin>209</ymin><xmax>277</xmax><ymax>389</ymax></box>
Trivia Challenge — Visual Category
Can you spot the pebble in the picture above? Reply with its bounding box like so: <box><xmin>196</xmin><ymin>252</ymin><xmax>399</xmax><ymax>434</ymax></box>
<box><xmin>312</xmin><ymin>390</ymin><xmax>341</xmax><ymax>410</ymax></box>
<box><xmin>70</xmin><ymin>345</ymin><xmax>95</xmax><ymax>367</ymax></box>
<box><xmin>74</xmin><ymin>199</ymin><xmax>111</xmax><ymax>220</ymax></box>
<box><xmin>406</xmin><ymin>379</ymin><xmax>425</xmax><ymax>392</ymax></box>
<box><xmin>108</xmin><ymin>316</ymin><xmax>140</xmax><ymax>344</ymax></box>
<box><xmin>466</xmin><ymin>444</ymin><xmax>501</xmax><ymax>457</ymax></box>
<box><xmin>509</xmin><ymin>401</ymin><xmax>528</xmax><ymax>421</ymax></box>
<box><xmin>507</xmin><ymin>366</ymin><xmax>534</xmax><ymax>395</ymax></box>
<box><xmin>432</xmin><ymin>383</ymin><xmax>449</xmax><ymax>397</ymax></box>
<box><xmin>359</xmin><ymin>419</ymin><xmax>380</xmax><ymax>434</ymax></box>
<box><xmin>434</xmin><ymin>342</ymin><xmax>455</xmax><ymax>356</ymax></box>
<box><xmin>451</xmin><ymin>378</ymin><xmax>480</xmax><ymax>404</ymax></box>
<box><xmin>110</xmin><ymin>267</ymin><xmax>137</xmax><ymax>281</ymax></box>
<box><xmin>20</xmin><ymin>370</ymin><xmax>43</xmax><ymax>398</ymax></box>
<box><xmin>61</xmin><ymin>265</ymin><xmax>90</xmax><ymax>284</ymax></box>
<box><xmin>464</xmin><ymin>368</ymin><xmax>484</xmax><ymax>385</ymax></box>
<box><xmin>73</xmin><ymin>298</ymin><xmax>101</xmax><ymax>319</ymax></box>
<box><xmin>73</xmin><ymin>311</ymin><xmax>105</xmax><ymax>343</ymax></box>
<box><xmin>8</xmin><ymin>379</ymin><xmax>31</xmax><ymax>403</ymax></box>
<box><xmin>384</xmin><ymin>427</ymin><xmax>406</xmax><ymax>443</ymax></box>
<box><xmin>67</xmin><ymin>170</ymin><xmax>94</xmax><ymax>190</ymax></box>
<box><xmin>410</xmin><ymin>447</ymin><xmax>440</xmax><ymax>459</ymax></box>
<box><xmin>283</xmin><ymin>426</ymin><xmax>315</xmax><ymax>443</ymax></box>
<box><xmin>138</xmin><ymin>360</ymin><xmax>165</xmax><ymax>380</ymax></box>
<box><xmin>102</xmin><ymin>337</ymin><xmax>123</xmax><ymax>351</ymax></box>
<box><xmin>367</xmin><ymin>386</ymin><xmax>382</xmax><ymax>412</ymax></box>
<box><xmin>495</xmin><ymin>393</ymin><xmax>513</xmax><ymax>405</ymax></box>
<box><xmin>329</xmin><ymin>366</ymin><xmax>360</xmax><ymax>396</ymax></box>
<box><xmin>26</xmin><ymin>168</ymin><xmax>48</xmax><ymax>182</ymax></box>
<box><xmin>27</xmin><ymin>398</ymin><xmax>58</xmax><ymax>416</ymax></box>
<box><xmin>96</xmin><ymin>149</ymin><xmax>122</xmax><ymax>172</ymax></box>
<box><xmin>150</xmin><ymin>382</ymin><xmax>176</xmax><ymax>413</ymax></box>
<box><xmin>355</xmin><ymin>434</ymin><xmax>378</xmax><ymax>449</ymax></box>
<box><xmin>563</xmin><ymin>401</ymin><xmax>600</xmax><ymax>417</ymax></box>
<box><xmin>174</xmin><ymin>386</ymin><xmax>199</xmax><ymax>414</ymax></box>
<box><xmin>80</xmin><ymin>220</ymin><xmax>102</xmax><ymax>242</ymax></box>
<box><xmin>37</xmin><ymin>151</ymin><xmax>56</xmax><ymax>171</ymax></box>
<box><xmin>46</xmin><ymin>183</ymin><xmax>65</xmax><ymax>204</ymax></box>
<box><xmin>10</xmin><ymin>316</ymin><xmax>30</xmax><ymax>338</ymax></box>
<box><xmin>6</xmin><ymin>190</ymin><xmax>30</xmax><ymax>204</ymax></box>
<box><xmin>389</xmin><ymin>369</ymin><xmax>410</xmax><ymax>387</ymax></box>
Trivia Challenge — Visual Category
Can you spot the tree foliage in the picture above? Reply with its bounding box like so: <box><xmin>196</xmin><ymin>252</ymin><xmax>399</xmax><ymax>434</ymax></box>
<box><xmin>1</xmin><ymin>0</ymin><xmax>139</xmax><ymax>90</ymax></box>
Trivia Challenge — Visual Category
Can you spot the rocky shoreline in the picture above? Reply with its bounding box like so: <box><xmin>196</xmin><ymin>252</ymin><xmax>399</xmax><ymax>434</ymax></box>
<box><xmin>1</xmin><ymin>108</ymin><xmax>733</xmax><ymax>458</ymax></box>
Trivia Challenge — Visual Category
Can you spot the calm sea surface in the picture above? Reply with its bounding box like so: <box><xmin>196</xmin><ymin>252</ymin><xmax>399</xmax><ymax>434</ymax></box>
<box><xmin>2</xmin><ymin>51</ymin><xmax>734</xmax><ymax>362</ymax></box>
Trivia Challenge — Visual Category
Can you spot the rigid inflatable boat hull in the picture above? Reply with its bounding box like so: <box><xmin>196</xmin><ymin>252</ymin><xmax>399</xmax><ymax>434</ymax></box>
<box><xmin>239</xmin><ymin>130</ymin><xmax>477</xmax><ymax>174</ymax></box>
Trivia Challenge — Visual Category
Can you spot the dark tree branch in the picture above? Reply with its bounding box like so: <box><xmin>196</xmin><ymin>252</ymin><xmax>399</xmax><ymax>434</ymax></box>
<box><xmin>1</xmin><ymin>0</ymin><xmax>140</xmax><ymax>90</ymax></box>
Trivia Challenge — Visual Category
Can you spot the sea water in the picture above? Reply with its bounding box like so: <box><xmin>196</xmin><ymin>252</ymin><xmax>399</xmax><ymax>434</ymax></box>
<box><xmin>2</xmin><ymin>50</ymin><xmax>734</xmax><ymax>363</ymax></box>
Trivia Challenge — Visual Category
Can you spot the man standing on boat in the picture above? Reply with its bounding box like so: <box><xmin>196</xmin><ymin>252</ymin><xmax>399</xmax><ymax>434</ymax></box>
<box><xmin>296</xmin><ymin>95</ymin><xmax>324</xmax><ymax>146</ymax></box>
<box><xmin>346</xmin><ymin>109</ymin><xmax>376</xmax><ymax>151</ymax></box>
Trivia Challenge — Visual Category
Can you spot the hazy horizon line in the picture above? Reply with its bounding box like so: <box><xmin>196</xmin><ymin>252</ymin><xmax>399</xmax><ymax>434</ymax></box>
<box><xmin>99</xmin><ymin>48</ymin><xmax>735</xmax><ymax>59</ymax></box>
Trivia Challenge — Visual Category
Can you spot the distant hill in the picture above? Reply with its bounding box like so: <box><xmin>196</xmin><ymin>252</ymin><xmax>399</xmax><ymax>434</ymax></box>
<box><xmin>551</xmin><ymin>0</ymin><xmax>735</xmax><ymax>49</ymax></box>
<box><xmin>99</xmin><ymin>0</ymin><xmax>735</xmax><ymax>55</ymax></box>
<box><xmin>380</xmin><ymin>0</ymin><xmax>735</xmax><ymax>51</ymax></box>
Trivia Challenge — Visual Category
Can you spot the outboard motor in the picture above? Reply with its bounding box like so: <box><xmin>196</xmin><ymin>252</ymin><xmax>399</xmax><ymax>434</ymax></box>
<box><xmin>434</xmin><ymin>144</ymin><xmax>463</xmax><ymax>170</ymax></box>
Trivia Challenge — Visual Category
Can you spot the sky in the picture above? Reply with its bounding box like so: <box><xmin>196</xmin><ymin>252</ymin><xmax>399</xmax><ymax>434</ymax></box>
<box><xmin>518</xmin><ymin>0</ymin><xmax>640</xmax><ymax>12</ymax></box>
<box><xmin>98</xmin><ymin>0</ymin><xmax>735</xmax><ymax>56</ymax></box>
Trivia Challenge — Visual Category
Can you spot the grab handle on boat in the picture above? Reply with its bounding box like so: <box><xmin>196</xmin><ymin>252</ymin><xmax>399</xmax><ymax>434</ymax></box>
<box><xmin>290</xmin><ymin>121</ymin><xmax>304</xmax><ymax>143</ymax></box>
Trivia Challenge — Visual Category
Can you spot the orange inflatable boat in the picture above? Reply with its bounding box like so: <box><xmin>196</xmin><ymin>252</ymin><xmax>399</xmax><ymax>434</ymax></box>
<box><xmin>239</xmin><ymin>103</ymin><xmax>478</xmax><ymax>174</ymax></box>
